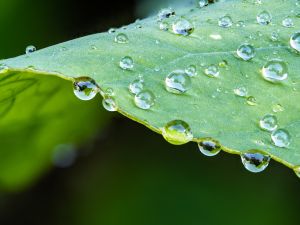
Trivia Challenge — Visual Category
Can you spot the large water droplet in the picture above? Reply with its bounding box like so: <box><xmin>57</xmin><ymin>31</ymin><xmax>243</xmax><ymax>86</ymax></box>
<box><xmin>120</xmin><ymin>56</ymin><xmax>134</xmax><ymax>70</ymax></box>
<box><xmin>198</xmin><ymin>139</ymin><xmax>221</xmax><ymax>157</ymax></box>
<box><xmin>257</xmin><ymin>10</ymin><xmax>272</xmax><ymax>25</ymax></box>
<box><xmin>129</xmin><ymin>77</ymin><xmax>144</xmax><ymax>95</ymax></box>
<box><xmin>290</xmin><ymin>32</ymin><xmax>300</xmax><ymax>52</ymax></box>
<box><xmin>237</xmin><ymin>44</ymin><xmax>255</xmax><ymax>61</ymax></box>
<box><xmin>262</xmin><ymin>59</ymin><xmax>288</xmax><ymax>83</ymax></box>
<box><xmin>271</xmin><ymin>129</ymin><xmax>291</xmax><ymax>148</ymax></box>
<box><xmin>102</xmin><ymin>97</ymin><xmax>118</xmax><ymax>112</ymax></box>
<box><xmin>218</xmin><ymin>15</ymin><xmax>233</xmax><ymax>28</ymax></box>
<box><xmin>172</xmin><ymin>18</ymin><xmax>194</xmax><ymax>36</ymax></box>
<box><xmin>165</xmin><ymin>70</ymin><xmax>192</xmax><ymax>94</ymax></box>
<box><xmin>115</xmin><ymin>33</ymin><xmax>129</xmax><ymax>44</ymax></box>
<box><xmin>259</xmin><ymin>114</ymin><xmax>278</xmax><ymax>132</ymax></box>
<box><xmin>158</xmin><ymin>8</ymin><xmax>175</xmax><ymax>21</ymax></box>
<box><xmin>241</xmin><ymin>150</ymin><xmax>271</xmax><ymax>173</ymax></box>
<box><xmin>198</xmin><ymin>0</ymin><xmax>208</xmax><ymax>8</ymax></box>
<box><xmin>26</xmin><ymin>45</ymin><xmax>36</xmax><ymax>55</ymax></box>
<box><xmin>204</xmin><ymin>65</ymin><xmax>219</xmax><ymax>78</ymax></box>
<box><xmin>282</xmin><ymin>16</ymin><xmax>294</xmax><ymax>28</ymax></box>
<box><xmin>134</xmin><ymin>90</ymin><xmax>155</xmax><ymax>110</ymax></box>
<box><xmin>73</xmin><ymin>77</ymin><xmax>98</xmax><ymax>101</ymax></box>
<box><xmin>162</xmin><ymin>120</ymin><xmax>193</xmax><ymax>145</ymax></box>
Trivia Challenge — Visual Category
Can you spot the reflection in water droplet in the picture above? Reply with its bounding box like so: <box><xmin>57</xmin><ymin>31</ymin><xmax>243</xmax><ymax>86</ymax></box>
<box><xmin>218</xmin><ymin>15</ymin><xmax>233</xmax><ymax>28</ymax></box>
<box><xmin>129</xmin><ymin>78</ymin><xmax>144</xmax><ymax>95</ymax></box>
<box><xmin>271</xmin><ymin>129</ymin><xmax>291</xmax><ymax>148</ymax></box>
<box><xmin>262</xmin><ymin>59</ymin><xmax>288</xmax><ymax>83</ymax></box>
<box><xmin>241</xmin><ymin>150</ymin><xmax>271</xmax><ymax>173</ymax></box>
<box><xmin>172</xmin><ymin>18</ymin><xmax>194</xmax><ymax>36</ymax></box>
<box><xmin>246</xmin><ymin>96</ymin><xmax>257</xmax><ymax>106</ymax></box>
<box><xmin>26</xmin><ymin>45</ymin><xmax>36</xmax><ymax>55</ymax></box>
<box><xmin>237</xmin><ymin>44</ymin><xmax>255</xmax><ymax>61</ymax></box>
<box><xmin>102</xmin><ymin>97</ymin><xmax>118</xmax><ymax>112</ymax></box>
<box><xmin>165</xmin><ymin>70</ymin><xmax>192</xmax><ymax>94</ymax></box>
<box><xmin>158</xmin><ymin>8</ymin><xmax>175</xmax><ymax>21</ymax></box>
<box><xmin>134</xmin><ymin>90</ymin><xmax>155</xmax><ymax>110</ymax></box>
<box><xmin>290</xmin><ymin>32</ymin><xmax>300</xmax><ymax>52</ymax></box>
<box><xmin>162</xmin><ymin>120</ymin><xmax>193</xmax><ymax>145</ymax></box>
<box><xmin>185</xmin><ymin>65</ymin><xmax>197</xmax><ymax>77</ymax></box>
<box><xmin>282</xmin><ymin>16</ymin><xmax>294</xmax><ymax>27</ymax></box>
<box><xmin>257</xmin><ymin>10</ymin><xmax>272</xmax><ymax>25</ymax></box>
<box><xmin>259</xmin><ymin>114</ymin><xmax>278</xmax><ymax>132</ymax></box>
<box><xmin>120</xmin><ymin>56</ymin><xmax>134</xmax><ymax>70</ymax></box>
<box><xmin>204</xmin><ymin>65</ymin><xmax>219</xmax><ymax>78</ymax></box>
<box><xmin>198</xmin><ymin>139</ymin><xmax>221</xmax><ymax>157</ymax></box>
<box><xmin>115</xmin><ymin>33</ymin><xmax>129</xmax><ymax>44</ymax></box>
<box><xmin>234</xmin><ymin>86</ymin><xmax>248</xmax><ymax>97</ymax></box>
<box><xmin>73</xmin><ymin>77</ymin><xmax>98</xmax><ymax>101</ymax></box>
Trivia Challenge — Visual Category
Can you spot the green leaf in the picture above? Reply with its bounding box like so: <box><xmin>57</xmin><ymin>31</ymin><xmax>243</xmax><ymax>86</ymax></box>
<box><xmin>1</xmin><ymin>0</ymin><xmax>300</xmax><ymax>176</ymax></box>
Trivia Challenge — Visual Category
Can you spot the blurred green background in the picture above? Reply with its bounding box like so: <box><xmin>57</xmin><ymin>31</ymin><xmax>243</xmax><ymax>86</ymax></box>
<box><xmin>0</xmin><ymin>0</ymin><xmax>299</xmax><ymax>225</ymax></box>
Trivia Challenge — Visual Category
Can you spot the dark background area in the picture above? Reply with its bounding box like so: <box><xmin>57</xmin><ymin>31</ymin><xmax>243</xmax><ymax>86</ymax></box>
<box><xmin>0</xmin><ymin>0</ymin><xmax>299</xmax><ymax>225</ymax></box>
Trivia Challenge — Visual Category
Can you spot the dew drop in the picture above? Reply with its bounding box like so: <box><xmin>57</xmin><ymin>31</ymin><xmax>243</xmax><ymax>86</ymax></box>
<box><xmin>246</xmin><ymin>96</ymin><xmax>257</xmax><ymax>106</ymax></box>
<box><xmin>262</xmin><ymin>59</ymin><xmax>288</xmax><ymax>83</ymax></box>
<box><xmin>185</xmin><ymin>65</ymin><xmax>197</xmax><ymax>77</ymax></box>
<box><xmin>236</xmin><ymin>20</ymin><xmax>246</xmax><ymax>28</ymax></box>
<box><xmin>218</xmin><ymin>15</ymin><xmax>233</xmax><ymax>28</ymax></box>
<box><xmin>162</xmin><ymin>120</ymin><xmax>193</xmax><ymax>145</ymax></box>
<box><xmin>290</xmin><ymin>32</ymin><xmax>300</xmax><ymax>52</ymax></box>
<box><xmin>158</xmin><ymin>8</ymin><xmax>175</xmax><ymax>21</ymax></box>
<box><xmin>172</xmin><ymin>18</ymin><xmax>194</xmax><ymax>36</ymax></box>
<box><xmin>270</xmin><ymin>31</ymin><xmax>280</xmax><ymax>42</ymax></box>
<box><xmin>134</xmin><ymin>90</ymin><xmax>155</xmax><ymax>110</ymax></box>
<box><xmin>237</xmin><ymin>44</ymin><xmax>256</xmax><ymax>61</ymax></box>
<box><xmin>73</xmin><ymin>77</ymin><xmax>98</xmax><ymax>101</ymax></box>
<box><xmin>241</xmin><ymin>150</ymin><xmax>271</xmax><ymax>173</ymax></box>
<box><xmin>102</xmin><ymin>97</ymin><xmax>118</xmax><ymax>112</ymax></box>
<box><xmin>115</xmin><ymin>33</ymin><xmax>129</xmax><ymax>44</ymax></box>
<box><xmin>282</xmin><ymin>16</ymin><xmax>294</xmax><ymax>28</ymax></box>
<box><xmin>198</xmin><ymin>0</ymin><xmax>208</xmax><ymax>8</ymax></box>
<box><xmin>257</xmin><ymin>10</ymin><xmax>272</xmax><ymax>25</ymax></box>
<box><xmin>108</xmin><ymin>28</ymin><xmax>116</xmax><ymax>33</ymax></box>
<box><xmin>129</xmin><ymin>78</ymin><xmax>144</xmax><ymax>95</ymax></box>
<box><xmin>204</xmin><ymin>65</ymin><xmax>219</xmax><ymax>78</ymax></box>
<box><xmin>271</xmin><ymin>129</ymin><xmax>291</xmax><ymax>148</ymax></box>
<box><xmin>26</xmin><ymin>45</ymin><xmax>36</xmax><ymax>55</ymax></box>
<box><xmin>272</xmin><ymin>103</ymin><xmax>285</xmax><ymax>113</ymax></box>
<box><xmin>259</xmin><ymin>114</ymin><xmax>278</xmax><ymax>132</ymax></box>
<box><xmin>165</xmin><ymin>70</ymin><xmax>192</xmax><ymax>94</ymax></box>
<box><xmin>198</xmin><ymin>139</ymin><xmax>221</xmax><ymax>157</ymax></box>
<box><xmin>234</xmin><ymin>86</ymin><xmax>248</xmax><ymax>97</ymax></box>
<box><xmin>159</xmin><ymin>22</ymin><xmax>169</xmax><ymax>31</ymax></box>
<box><xmin>120</xmin><ymin>56</ymin><xmax>134</xmax><ymax>70</ymax></box>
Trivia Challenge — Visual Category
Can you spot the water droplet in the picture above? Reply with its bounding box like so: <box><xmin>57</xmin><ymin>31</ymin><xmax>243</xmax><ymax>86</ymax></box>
<box><xmin>158</xmin><ymin>8</ymin><xmax>175</xmax><ymax>21</ymax></box>
<box><xmin>237</xmin><ymin>44</ymin><xmax>256</xmax><ymax>61</ymax></box>
<box><xmin>241</xmin><ymin>150</ymin><xmax>271</xmax><ymax>173</ymax></box>
<box><xmin>120</xmin><ymin>56</ymin><xmax>134</xmax><ymax>70</ymax></box>
<box><xmin>73</xmin><ymin>77</ymin><xmax>98</xmax><ymax>101</ymax></box>
<box><xmin>198</xmin><ymin>0</ymin><xmax>208</xmax><ymax>8</ymax></box>
<box><xmin>290</xmin><ymin>32</ymin><xmax>300</xmax><ymax>52</ymax></box>
<box><xmin>282</xmin><ymin>16</ymin><xmax>294</xmax><ymax>27</ymax></box>
<box><xmin>159</xmin><ymin>22</ymin><xmax>169</xmax><ymax>31</ymax></box>
<box><xmin>218</xmin><ymin>15</ymin><xmax>233</xmax><ymax>28</ymax></box>
<box><xmin>162</xmin><ymin>120</ymin><xmax>193</xmax><ymax>145</ymax></box>
<box><xmin>134</xmin><ymin>90</ymin><xmax>155</xmax><ymax>110</ymax></box>
<box><xmin>26</xmin><ymin>45</ymin><xmax>36</xmax><ymax>55</ymax></box>
<box><xmin>115</xmin><ymin>33</ymin><xmax>129</xmax><ymax>44</ymax></box>
<box><xmin>259</xmin><ymin>114</ymin><xmax>278</xmax><ymax>132</ymax></box>
<box><xmin>270</xmin><ymin>31</ymin><xmax>279</xmax><ymax>41</ymax></box>
<box><xmin>246</xmin><ymin>96</ymin><xmax>257</xmax><ymax>106</ymax></box>
<box><xmin>262</xmin><ymin>59</ymin><xmax>288</xmax><ymax>83</ymax></box>
<box><xmin>108</xmin><ymin>28</ymin><xmax>116</xmax><ymax>33</ymax></box>
<box><xmin>234</xmin><ymin>86</ymin><xmax>248</xmax><ymax>97</ymax></box>
<box><xmin>257</xmin><ymin>10</ymin><xmax>272</xmax><ymax>25</ymax></box>
<box><xmin>129</xmin><ymin>78</ymin><xmax>144</xmax><ymax>95</ymax></box>
<box><xmin>236</xmin><ymin>20</ymin><xmax>246</xmax><ymax>28</ymax></box>
<box><xmin>172</xmin><ymin>18</ymin><xmax>194</xmax><ymax>36</ymax></box>
<box><xmin>198</xmin><ymin>139</ymin><xmax>221</xmax><ymax>157</ymax></box>
<box><xmin>272</xmin><ymin>103</ymin><xmax>285</xmax><ymax>113</ymax></box>
<box><xmin>165</xmin><ymin>70</ymin><xmax>192</xmax><ymax>94</ymax></box>
<box><xmin>271</xmin><ymin>129</ymin><xmax>291</xmax><ymax>148</ymax></box>
<box><xmin>105</xmin><ymin>88</ymin><xmax>115</xmax><ymax>96</ymax></box>
<box><xmin>185</xmin><ymin>65</ymin><xmax>197</xmax><ymax>77</ymax></box>
<box><xmin>204</xmin><ymin>65</ymin><xmax>219</xmax><ymax>78</ymax></box>
<box><xmin>102</xmin><ymin>97</ymin><xmax>118</xmax><ymax>112</ymax></box>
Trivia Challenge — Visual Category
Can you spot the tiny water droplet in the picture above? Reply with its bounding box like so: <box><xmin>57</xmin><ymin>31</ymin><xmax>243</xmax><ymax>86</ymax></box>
<box><xmin>271</xmin><ymin>129</ymin><xmax>291</xmax><ymax>148</ymax></box>
<box><xmin>272</xmin><ymin>103</ymin><xmax>285</xmax><ymax>113</ymax></box>
<box><xmin>241</xmin><ymin>150</ymin><xmax>271</xmax><ymax>173</ymax></box>
<box><xmin>218</xmin><ymin>15</ymin><xmax>233</xmax><ymax>28</ymax></box>
<box><xmin>26</xmin><ymin>45</ymin><xmax>36</xmax><ymax>55</ymax></box>
<box><xmin>185</xmin><ymin>65</ymin><xmax>197</xmax><ymax>77</ymax></box>
<box><xmin>198</xmin><ymin>139</ymin><xmax>221</xmax><ymax>157</ymax></box>
<box><xmin>246</xmin><ymin>96</ymin><xmax>257</xmax><ymax>106</ymax></box>
<box><xmin>236</xmin><ymin>20</ymin><xmax>246</xmax><ymax>27</ymax></box>
<box><xmin>259</xmin><ymin>114</ymin><xmax>278</xmax><ymax>132</ymax></box>
<box><xmin>172</xmin><ymin>18</ymin><xmax>194</xmax><ymax>36</ymax></box>
<box><xmin>102</xmin><ymin>97</ymin><xmax>118</xmax><ymax>112</ymax></box>
<box><xmin>120</xmin><ymin>56</ymin><xmax>134</xmax><ymax>70</ymax></box>
<box><xmin>108</xmin><ymin>28</ymin><xmax>116</xmax><ymax>33</ymax></box>
<box><xmin>159</xmin><ymin>22</ymin><xmax>169</xmax><ymax>31</ymax></box>
<box><xmin>158</xmin><ymin>8</ymin><xmax>175</xmax><ymax>21</ymax></box>
<box><xmin>129</xmin><ymin>78</ymin><xmax>144</xmax><ymax>95</ymax></box>
<box><xmin>262</xmin><ymin>59</ymin><xmax>288</xmax><ymax>83</ymax></box>
<box><xmin>162</xmin><ymin>120</ymin><xmax>193</xmax><ymax>145</ymax></box>
<box><xmin>115</xmin><ymin>33</ymin><xmax>129</xmax><ymax>44</ymax></box>
<box><xmin>134</xmin><ymin>90</ymin><xmax>155</xmax><ymax>110</ymax></box>
<box><xmin>198</xmin><ymin>0</ymin><xmax>208</xmax><ymax>8</ymax></box>
<box><xmin>282</xmin><ymin>16</ymin><xmax>294</xmax><ymax>28</ymax></box>
<box><xmin>105</xmin><ymin>88</ymin><xmax>115</xmax><ymax>96</ymax></box>
<box><xmin>165</xmin><ymin>70</ymin><xmax>192</xmax><ymax>94</ymax></box>
<box><xmin>237</xmin><ymin>44</ymin><xmax>256</xmax><ymax>61</ymax></box>
<box><xmin>73</xmin><ymin>77</ymin><xmax>98</xmax><ymax>101</ymax></box>
<box><xmin>234</xmin><ymin>86</ymin><xmax>248</xmax><ymax>97</ymax></box>
<box><xmin>270</xmin><ymin>31</ymin><xmax>280</xmax><ymax>41</ymax></box>
<box><xmin>257</xmin><ymin>10</ymin><xmax>272</xmax><ymax>25</ymax></box>
<box><xmin>204</xmin><ymin>65</ymin><xmax>219</xmax><ymax>78</ymax></box>
<box><xmin>290</xmin><ymin>32</ymin><xmax>300</xmax><ymax>52</ymax></box>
